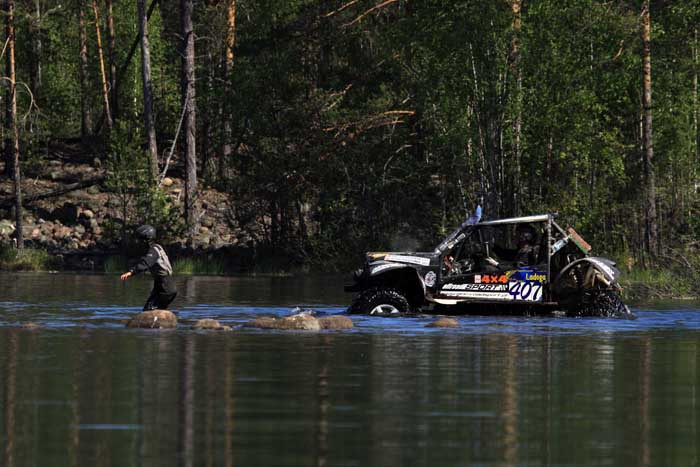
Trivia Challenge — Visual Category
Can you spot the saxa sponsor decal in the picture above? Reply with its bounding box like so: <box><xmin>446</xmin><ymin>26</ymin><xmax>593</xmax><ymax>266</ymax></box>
<box><xmin>385</xmin><ymin>254</ymin><xmax>431</xmax><ymax>266</ymax></box>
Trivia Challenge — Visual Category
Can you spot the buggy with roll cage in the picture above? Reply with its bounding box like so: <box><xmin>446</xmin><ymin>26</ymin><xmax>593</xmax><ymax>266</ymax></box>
<box><xmin>345</xmin><ymin>208</ymin><xmax>631</xmax><ymax>317</ymax></box>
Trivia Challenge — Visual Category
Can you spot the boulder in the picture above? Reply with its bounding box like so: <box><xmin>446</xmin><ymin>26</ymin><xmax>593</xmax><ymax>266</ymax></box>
<box><xmin>126</xmin><ymin>310</ymin><xmax>177</xmax><ymax>329</ymax></box>
<box><xmin>192</xmin><ymin>318</ymin><xmax>231</xmax><ymax>331</ymax></box>
<box><xmin>55</xmin><ymin>226</ymin><xmax>72</xmax><ymax>239</ymax></box>
<box><xmin>80</xmin><ymin>209</ymin><xmax>95</xmax><ymax>220</ymax></box>
<box><xmin>245</xmin><ymin>313</ymin><xmax>321</xmax><ymax>331</ymax></box>
<box><xmin>201</xmin><ymin>216</ymin><xmax>215</xmax><ymax>228</ymax></box>
<box><xmin>425</xmin><ymin>317</ymin><xmax>460</xmax><ymax>328</ymax></box>
<box><xmin>52</xmin><ymin>203</ymin><xmax>80</xmax><ymax>225</ymax></box>
<box><xmin>318</xmin><ymin>316</ymin><xmax>354</xmax><ymax>330</ymax></box>
<box><xmin>0</xmin><ymin>219</ymin><xmax>15</xmax><ymax>236</ymax></box>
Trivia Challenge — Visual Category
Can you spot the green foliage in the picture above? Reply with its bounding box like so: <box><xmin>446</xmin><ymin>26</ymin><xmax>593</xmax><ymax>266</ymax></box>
<box><xmin>3</xmin><ymin>0</ymin><xmax>700</xmax><ymax>276</ymax></box>
<box><xmin>0</xmin><ymin>246</ymin><xmax>57</xmax><ymax>271</ymax></box>
<box><xmin>173</xmin><ymin>257</ymin><xmax>226</xmax><ymax>276</ymax></box>
<box><xmin>104</xmin><ymin>122</ymin><xmax>182</xmax><ymax>246</ymax></box>
<box><xmin>103</xmin><ymin>255</ymin><xmax>128</xmax><ymax>274</ymax></box>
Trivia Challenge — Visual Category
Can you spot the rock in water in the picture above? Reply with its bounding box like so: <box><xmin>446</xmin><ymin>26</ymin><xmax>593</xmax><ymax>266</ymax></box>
<box><xmin>245</xmin><ymin>313</ymin><xmax>321</xmax><ymax>331</ymax></box>
<box><xmin>192</xmin><ymin>318</ymin><xmax>231</xmax><ymax>331</ymax></box>
<box><xmin>425</xmin><ymin>317</ymin><xmax>459</xmax><ymax>328</ymax></box>
<box><xmin>318</xmin><ymin>316</ymin><xmax>354</xmax><ymax>330</ymax></box>
<box><xmin>126</xmin><ymin>310</ymin><xmax>177</xmax><ymax>329</ymax></box>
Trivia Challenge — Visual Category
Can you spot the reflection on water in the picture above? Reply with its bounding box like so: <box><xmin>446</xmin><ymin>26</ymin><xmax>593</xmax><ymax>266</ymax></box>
<box><xmin>1</xmin><ymin>272</ymin><xmax>700</xmax><ymax>466</ymax></box>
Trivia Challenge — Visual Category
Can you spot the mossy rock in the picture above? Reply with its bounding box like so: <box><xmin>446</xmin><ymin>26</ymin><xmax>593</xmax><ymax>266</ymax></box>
<box><xmin>244</xmin><ymin>313</ymin><xmax>321</xmax><ymax>331</ymax></box>
<box><xmin>318</xmin><ymin>316</ymin><xmax>354</xmax><ymax>330</ymax></box>
<box><xmin>126</xmin><ymin>310</ymin><xmax>177</xmax><ymax>329</ymax></box>
<box><xmin>425</xmin><ymin>317</ymin><xmax>459</xmax><ymax>328</ymax></box>
<box><xmin>192</xmin><ymin>318</ymin><xmax>231</xmax><ymax>331</ymax></box>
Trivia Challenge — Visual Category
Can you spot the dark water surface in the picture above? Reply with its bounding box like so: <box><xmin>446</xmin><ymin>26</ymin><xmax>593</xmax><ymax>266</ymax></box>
<box><xmin>1</xmin><ymin>272</ymin><xmax>699</xmax><ymax>466</ymax></box>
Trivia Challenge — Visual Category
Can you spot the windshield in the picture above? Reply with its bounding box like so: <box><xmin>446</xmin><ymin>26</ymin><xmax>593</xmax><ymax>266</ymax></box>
<box><xmin>434</xmin><ymin>206</ymin><xmax>482</xmax><ymax>254</ymax></box>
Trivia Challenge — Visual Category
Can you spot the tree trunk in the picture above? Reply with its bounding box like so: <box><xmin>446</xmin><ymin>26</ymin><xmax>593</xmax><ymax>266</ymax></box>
<box><xmin>138</xmin><ymin>0</ymin><xmax>158</xmax><ymax>180</ymax></box>
<box><xmin>105</xmin><ymin>0</ymin><xmax>118</xmax><ymax>120</ymax></box>
<box><xmin>694</xmin><ymin>27</ymin><xmax>698</xmax><ymax>185</ymax></box>
<box><xmin>79</xmin><ymin>0</ymin><xmax>92</xmax><ymax>141</ymax></box>
<box><xmin>221</xmin><ymin>0</ymin><xmax>235</xmax><ymax>177</ymax></box>
<box><xmin>641</xmin><ymin>1</ymin><xmax>657</xmax><ymax>256</ymax></box>
<box><xmin>92</xmin><ymin>0</ymin><xmax>112</xmax><ymax>131</ymax></box>
<box><xmin>5</xmin><ymin>0</ymin><xmax>23</xmax><ymax>249</ymax></box>
<box><xmin>93</xmin><ymin>0</ymin><xmax>158</xmax><ymax>135</ymax></box>
<box><xmin>181</xmin><ymin>0</ymin><xmax>197</xmax><ymax>243</ymax></box>
<box><xmin>510</xmin><ymin>0</ymin><xmax>522</xmax><ymax>216</ymax></box>
<box><xmin>30</xmin><ymin>0</ymin><xmax>42</xmax><ymax>100</ymax></box>
<box><xmin>201</xmin><ymin>47</ymin><xmax>213</xmax><ymax>182</ymax></box>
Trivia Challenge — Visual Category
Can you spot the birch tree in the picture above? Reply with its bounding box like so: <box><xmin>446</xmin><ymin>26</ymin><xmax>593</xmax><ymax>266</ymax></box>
<box><xmin>5</xmin><ymin>0</ymin><xmax>23</xmax><ymax>248</ymax></box>
<box><xmin>78</xmin><ymin>0</ymin><xmax>92</xmax><ymax>141</ymax></box>
<box><xmin>222</xmin><ymin>0</ymin><xmax>235</xmax><ymax>174</ymax></box>
<box><xmin>138</xmin><ymin>0</ymin><xmax>158</xmax><ymax>179</ymax></box>
<box><xmin>641</xmin><ymin>0</ymin><xmax>658</xmax><ymax>256</ymax></box>
<box><xmin>181</xmin><ymin>0</ymin><xmax>197</xmax><ymax>241</ymax></box>
<box><xmin>105</xmin><ymin>0</ymin><xmax>118</xmax><ymax>119</ymax></box>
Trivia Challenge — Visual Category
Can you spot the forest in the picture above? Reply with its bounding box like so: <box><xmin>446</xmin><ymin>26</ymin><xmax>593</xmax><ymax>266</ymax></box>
<box><xmin>0</xmin><ymin>0</ymin><xmax>699</xmax><ymax>273</ymax></box>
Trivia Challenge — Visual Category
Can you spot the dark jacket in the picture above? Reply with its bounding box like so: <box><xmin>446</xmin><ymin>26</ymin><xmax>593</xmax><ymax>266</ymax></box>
<box><xmin>129</xmin><ymin>243</ymin><xmax>176</xmax><ymax>294</ymax></box>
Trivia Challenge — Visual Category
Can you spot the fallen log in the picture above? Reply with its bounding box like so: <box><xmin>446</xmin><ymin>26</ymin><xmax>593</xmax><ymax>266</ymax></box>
<box><xmin>0</xmin><ymin>175</ymin><xmax>106</xmax><ymax>209</ymax></box>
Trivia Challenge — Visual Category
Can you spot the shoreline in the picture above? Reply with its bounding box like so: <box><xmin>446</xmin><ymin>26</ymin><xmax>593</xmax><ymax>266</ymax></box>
<box><xmin>1</xmin><ymin>247</ymin><xmax>694</xmax><ymax>303</ymax></box>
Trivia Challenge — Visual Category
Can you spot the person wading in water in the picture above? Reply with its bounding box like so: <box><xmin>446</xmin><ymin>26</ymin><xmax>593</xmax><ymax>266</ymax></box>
<box><xmin>120</xmin><ymin>224</ymin><xmax>177</xmax><ymax>311</ymax></box>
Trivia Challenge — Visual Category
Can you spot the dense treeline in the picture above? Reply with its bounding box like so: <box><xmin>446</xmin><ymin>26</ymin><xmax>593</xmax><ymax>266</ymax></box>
<box><xmin>1</xmin><ymin>0</ymin><xmax>699</xmax><ymax>268</ymax></box>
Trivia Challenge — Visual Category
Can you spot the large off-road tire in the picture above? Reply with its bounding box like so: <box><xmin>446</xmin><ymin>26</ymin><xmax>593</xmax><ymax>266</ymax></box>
<box><xmin>348</xmin><ymin>287</ymin><xmax>410</xmax><ymax>316</ymax></box>
<box><xmin>569</xmin><ymin>289</ymin><xmax>633</xmax><ymax>318</ymax></box>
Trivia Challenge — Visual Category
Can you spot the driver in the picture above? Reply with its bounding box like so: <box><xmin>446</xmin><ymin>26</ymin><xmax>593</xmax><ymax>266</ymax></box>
<box><xmin>490</xmin><ymin>224</ymin><xmax>539</xmax><ymax>269</ymax></box>
<box><xmin>513</xmin><ymin>224</ymin><xmax>538</xmax><ymax>267</ymax></box>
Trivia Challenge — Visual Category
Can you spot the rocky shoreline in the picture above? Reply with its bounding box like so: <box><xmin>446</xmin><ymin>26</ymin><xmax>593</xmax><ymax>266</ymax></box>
<box><xmin>0</xmin><ymin>149</ymin><xmax>265</xmax><ymax>272</ymax></box>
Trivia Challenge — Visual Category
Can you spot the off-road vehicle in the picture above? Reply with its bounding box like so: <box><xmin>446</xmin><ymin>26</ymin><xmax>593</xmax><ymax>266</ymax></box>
<box><xmin>346</xmin><ymin>209</ymin><xmax>631</xmax><ymax>317</ymax></box>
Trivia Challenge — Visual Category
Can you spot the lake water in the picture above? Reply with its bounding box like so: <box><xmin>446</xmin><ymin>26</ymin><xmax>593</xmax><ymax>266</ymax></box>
<box><xmin>1</xmin><ymin>272</ymin><xmax>699</xmax><ymax>466</ymax></box>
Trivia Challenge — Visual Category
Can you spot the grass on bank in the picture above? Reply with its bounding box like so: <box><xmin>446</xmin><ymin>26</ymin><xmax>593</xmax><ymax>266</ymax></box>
<box><xmin>172</xmin><ymin>257</ymin><xmax>226</xmax><ymax>275</ymax></box>
<box><xmin>0</xmin><ymin>245</ymin><xmax>57</xmax><ymax>271</ymax></box>
<box><xmin>619</xmin><ymin>266</ymin><xmax>696</xmax><ymax>301</ymax></box>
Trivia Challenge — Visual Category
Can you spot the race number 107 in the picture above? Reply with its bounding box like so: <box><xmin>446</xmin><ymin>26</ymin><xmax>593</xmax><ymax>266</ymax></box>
<box><xmin>508</xmin><ymin>281</ymin><xmax>543</xmax><ymax>302</ymax></box>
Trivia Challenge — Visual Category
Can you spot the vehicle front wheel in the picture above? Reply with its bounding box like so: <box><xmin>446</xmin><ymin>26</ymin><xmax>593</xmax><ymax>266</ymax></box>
<box><xmin>348</xmin><ymin>287</ymin><xmax>410</xmax><ymax>316</ymax></box>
